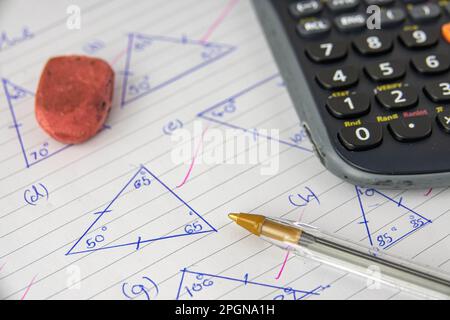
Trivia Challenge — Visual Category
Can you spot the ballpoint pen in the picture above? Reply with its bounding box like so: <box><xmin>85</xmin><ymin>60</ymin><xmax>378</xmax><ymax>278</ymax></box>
<box><xmin>228</xmin><ymin>212</ymin><xmax>450</xmax><ymax>300</ymax></box>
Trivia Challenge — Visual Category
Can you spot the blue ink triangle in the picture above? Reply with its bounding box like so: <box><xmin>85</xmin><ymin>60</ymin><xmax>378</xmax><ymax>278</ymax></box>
<box><xmin>2</xmin><ymin>78</ymin><xmax>71</xmax><ymax>168</ymax></box>
<box><xmin>67</xmin><ymin>165</ymin><xmax>216</xmax><ymax>255</ymax></box>
<box><xmin>176</xmin><ymin>268</ymin><xmax>330</xmax><ymax>300</ymax></box>
<box><xmin>197</xmin><ymin>74</ymin><xmax>312</xmax><ymax>153</ymax></box>
<box><xmin>120</xmin><ymin>33</ymin><xmax>236</xmax><ymax>107</ymax></box>
<box><xmin>355</xmin><ymin>186</ymin><xmax>432</xmax><ymax>250</ymax></box>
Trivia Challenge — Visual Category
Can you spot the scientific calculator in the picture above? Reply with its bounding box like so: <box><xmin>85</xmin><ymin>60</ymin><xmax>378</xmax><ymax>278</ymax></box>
<box><xmin>252</xmin><ymin>0</ymin><xmax>450</xmax><ymax>188</ymax></box>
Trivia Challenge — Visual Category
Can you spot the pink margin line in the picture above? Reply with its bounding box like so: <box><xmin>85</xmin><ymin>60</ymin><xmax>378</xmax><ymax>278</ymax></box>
<box><xmin>21</xmin><ymin>274</ymin><xmax>38</xmax><ymax>300</ymax></box>
<box><xmin>275</xmin><ymin>250</ymin><xmax>291</xmax><ymax>280</ymax></box>
<box><xmin>296</xmin><ymin>207</ymin><xmax>307</xmax><ymax>223</ymax></box>
<box><xmin>176</xmin><ymin>127</ymin><xmax>209</xmax><ymax>188</ymax></box>
<box><xmin>111</xmin><ymin>0</ymin><xmax>239</xmax><ymax>65</ymax></box>
<box><xmin>424</xmin><ymin>187</ymin><xmax>433</xmax><ymax>196</ymax></box>
<box><xmin>200</xmin><ymin>0</ymin><xmax>240</xmax><ymax>43</ymax></box>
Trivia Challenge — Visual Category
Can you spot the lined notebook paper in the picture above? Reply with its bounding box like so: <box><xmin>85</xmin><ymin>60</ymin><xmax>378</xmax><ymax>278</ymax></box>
<box><xmin>0</xmin><ymin>0</ymin><xmax>449</xmax><ymax>300</ymax></box>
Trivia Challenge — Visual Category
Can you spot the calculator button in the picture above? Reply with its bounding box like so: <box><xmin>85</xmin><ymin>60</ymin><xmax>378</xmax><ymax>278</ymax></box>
<box><xmin>353</xmin><ymin>34</ymin><xmax>393</xmax><ymax>55</ymax></box>
<box><xmin>442</xmin><ymin>23</ymin><xmax>450</xmax><ymax>43</ymax></box>
<box><xmin>409</xmin><ymin>3</ymin><xmax>441</xmax><ymax>23</ymax></box>
<box><xmin>389</xmin><ymin>117</ymin><xmax>432</xmax><ymax>142</ymax></box>
<box><xmin>335</xmin><ymin>13</ymin><xmax>366</xmax><ymax>32</ymax></box>
<box><xmin>326</xmin><ymin>93</ymin><xmax>370</xmax><ymax>118</ymax></box>
<box><xmin>376</xmin><ymin>87</ymin><xmax>418</xmax><ymax>110</ymax></box>
<box><xmin>365</xmin><ymin>0</ymin><xmax>394</xmax><ymax>6</ymax></box>
<box><xmin>380</xmin><ymin>8</ymin><xmax>406</xmax><ymax>28</ymax></box>
<box><xmin>365</xmin><ymin>60</ymin><xmax>406</xmax><ymax>82</ymax></box>
<box><xmin>297</xmin><ymin>18</ymin><xmax>331</xmax><ymax>38</ymax></box>
<box><xmin>424</xmin><ymin>81</ymin><xmax>450</xmax><ymax>103</ymax></box>
<box><xmin>339</xmin><ymin>123</ymin><xmax>383</xmax><ymax>151</ymax></box>
<box><xmin>327</xmin><ymin>0</ymin><xmax>360</xmax><ymax>12</ymax></box>
<box><xmin>399</xmin><ymin>29</ymin><xmax>439</xmax><ymax>49</ymax></box>
<box><xmin>436</xmin><ymin>112</ymin><xmax>450</xmax><ymax>133</ymax></box>
<box><xmin>306</xmin><ymin>42</ymin><xmax>348</xmax><ymax>63</ymax></box>
<box><xmin>411</xmin><ymin>54</ymin><xmax>450</xmax><ymax>74</ymax></box>
<box><xmin>290</xmin><ymin>0</ymin><xmax>323</xmax><ymax>18</ymax></box>
<box><xmin>316</xmin><ymin>66</ymin><xmax>359</xmax><ymax>89</ymax></box>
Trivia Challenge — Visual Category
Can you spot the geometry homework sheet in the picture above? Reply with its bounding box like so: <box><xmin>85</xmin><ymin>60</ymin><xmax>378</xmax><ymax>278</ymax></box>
<box><xmin>0</xmin><ymin>0</ymin><xmax>449</xmax><ymax>300</ymax></box>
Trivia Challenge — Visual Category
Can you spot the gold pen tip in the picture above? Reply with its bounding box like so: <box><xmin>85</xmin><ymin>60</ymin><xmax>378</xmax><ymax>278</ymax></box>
<box><xmin>228</xmin><ymin>213</ymin><xmax>239</xmax><ymax>222</ymax></box>
<box><xmin>228</xmin><ymin>212</ymin><xmax>302</xmax><ymax>243</ymax></box>
<box><xmin>227</xmin><ymin>213</ymin><xmax>266</xmax><ymax>236</ymax></box>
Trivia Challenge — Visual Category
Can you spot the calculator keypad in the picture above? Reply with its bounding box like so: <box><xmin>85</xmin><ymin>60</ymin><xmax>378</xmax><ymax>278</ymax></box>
<box><xmin>279</xmin><ymin>0</ymin><xmax>450</xmax><ymax>173</ymax></box>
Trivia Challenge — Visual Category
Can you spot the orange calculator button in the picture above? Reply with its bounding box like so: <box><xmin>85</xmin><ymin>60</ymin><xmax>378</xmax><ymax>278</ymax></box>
<box><xmin>443</xmin><ymin>23</ymin><xmax>450</xmax><ymax>43</ymax></box>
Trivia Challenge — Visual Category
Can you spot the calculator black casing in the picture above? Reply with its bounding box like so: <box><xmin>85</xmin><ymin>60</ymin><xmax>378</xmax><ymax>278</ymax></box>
<box><xmin>252</xmin><ymin>0</ymin><xmax>450</xmax><ymax>188</ymax></box>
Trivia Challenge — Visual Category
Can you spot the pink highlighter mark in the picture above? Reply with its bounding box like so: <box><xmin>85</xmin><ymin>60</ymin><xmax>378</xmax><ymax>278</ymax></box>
<box><xmin>275</xmin><ymin>208</ymin><xmax>306</xmax><ymax>279</ymax></box>
<box><xmin>200</xmin><ymin>0</ymin><xmax>240</xmax><ymax>43</ymax></box>
<box><xmin>21</xmin><ymin>274</ymin><xmax>38</xmax><ymax>300</ymax></box>
<box><xmin>424</xmin><ymin>188</ymin><xmax>433</xmax><ymax>196</ymax></box>
<box><xmin>275</xmin><ymin>250</ymin><xmax>291</xmax><ymax>280</ymax></box>
<box><xmin>0</xmin><ymin>262</ymin><xmax>5</xmax><ymax>272</ymax></box>
<box><xmin>176</xmin><ymin>127</ymin><xmax>209</xmax><ymax>188</ymax></box>
<box><xmin>110</xmin><ymin>49</ymin><xmax>127</xmax><ymax>66</ymax></box>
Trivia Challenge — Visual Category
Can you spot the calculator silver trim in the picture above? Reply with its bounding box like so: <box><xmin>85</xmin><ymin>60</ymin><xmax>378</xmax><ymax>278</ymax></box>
<box><xmin>252</xmin><ymin>0</ymin><xmax>450</xmax><ymax>188</ymax></box>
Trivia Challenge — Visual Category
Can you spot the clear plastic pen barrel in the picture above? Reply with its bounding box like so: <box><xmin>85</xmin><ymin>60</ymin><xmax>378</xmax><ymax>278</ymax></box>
<box><xmin>263</xmin><ymin>219</ymin><xmax>450</xmax><ymax>300</ymax></box>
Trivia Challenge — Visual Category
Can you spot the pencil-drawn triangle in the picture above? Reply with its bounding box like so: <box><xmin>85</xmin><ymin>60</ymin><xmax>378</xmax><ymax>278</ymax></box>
<box><xmin>67</xmin><ymin>165</ymin><xmax>217</xmax><ymax>255</ymax></box>
<box><xmin>120</xmin><ymin>33</ymin><xmax>236</xmax><ymax>107</ymax></box>
<box><xmin>197</xmin><ymin>74</ymin><xmax>312</xmax><ymax>153</ymax></box>
<box><xmin>2</xmin><ymin>78</ymin><xmax>71</xmax><ymax>168</ymax></box>
<box><xmin>355</xmin><ymin>186</ymin><xmax>432</xmax><ymax>251</ymax></box>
